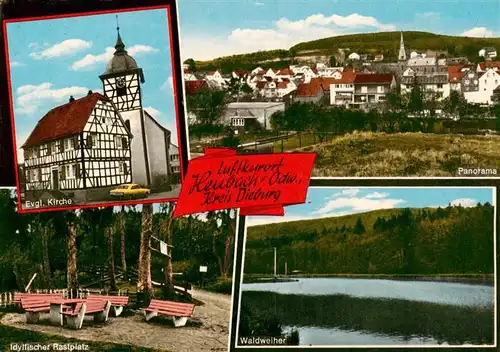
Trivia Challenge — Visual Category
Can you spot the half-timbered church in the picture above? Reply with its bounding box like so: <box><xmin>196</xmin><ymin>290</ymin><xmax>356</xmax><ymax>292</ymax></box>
<box><xmin>22</xmin><ymin>26</ymin><xmax>176</xmax><ymax>200</ymax></box>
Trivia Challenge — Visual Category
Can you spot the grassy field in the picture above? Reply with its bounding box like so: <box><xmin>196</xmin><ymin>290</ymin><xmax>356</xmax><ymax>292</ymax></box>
<box><xmin>303</xmin><ymin>131</ymin><xmax>500</xmax><ymax>177</ymax></box>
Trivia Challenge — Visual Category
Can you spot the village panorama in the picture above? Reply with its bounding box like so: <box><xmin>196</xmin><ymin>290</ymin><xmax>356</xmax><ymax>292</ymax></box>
<box><xmin>184</xmin><ymin>31</ymin><xmax>500</xmax><ymax>177</ymax></box>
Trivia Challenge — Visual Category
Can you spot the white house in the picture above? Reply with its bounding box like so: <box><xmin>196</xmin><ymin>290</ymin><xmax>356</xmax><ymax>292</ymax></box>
<box><xmin>169</xmin><ymin>143</ymin><xmax>180</xmax><ymax>175</ymax></box>
<box><xmin>183</xmin><ymin>69</ymin><xmax>198</xmax><ymax>81</ymax></box>
<box><xmin>400</xmin><ymin>74</ymin><xmax>450</xmax><ymax>101</ymax></box>
<box><xmin>479</xmin><ymin>47</ymin><xmax>497</xmax><ymax>60</ymax></box>
<box><xmin>24</xmin><ymin>30</ymin><xmax>176</xmax><ymax>195</ymax></box>
<box><xmin>329</xmin><ymin>71</ymin><xmax>356</xmax><ymax>107</ymax></box>
<box><xmin>205</xmin><ymin>70</ymin><xmax>227</xmax><ymax>89</ymax></box>
<box><xmin>251</xmin><ymin>66</ymin><xmax>265</xmax><ymax>75</ymax></box>
<box><xmin>348</xmin><ymin>52</ymin><xmax>361</xmax><ymax>60</ymax></box>
<box><xmin>320</xmin><ymin>68</ymin><xmax>343</xmax><ymax>78</ymax></box>
<box><xmin>23</xmin><ymin>93</ymin><xmax>132</xmax><ymax>192</ymax></box>
<box><xmin>264</xmin><ymin>68</ymin><xmax>278</xmax><ymax>79</ymax></box>
<box><xmin>222</xmin><ymin>102</ymin><xmax>285</xmax><ymax>130</ymax></box>
<box><xmin>276</xmin><ymin>80</ymin><xmax>297</xmax><ymax>98</ymax></box>
<box><xmin>276</xmin><ymin>67</ymin><xmax>293</xmax><ymax>79</ymax></box>
<box><xmin>464</xmin><ymin>68</ymin><xmax>500</xmax><ymax>105</ymax></box>
<box><xmin>477</xmin><ymin>61</ymin><xmax>500</xmax><ymax>73</ymax></box>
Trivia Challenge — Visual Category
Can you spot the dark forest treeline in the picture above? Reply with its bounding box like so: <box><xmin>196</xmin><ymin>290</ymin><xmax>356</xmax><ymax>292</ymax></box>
<box><xmin>0</xmin><ymin>189</ymin><xmax>235</xmax><ymax>293</ymax></box>
<box><xmin>191</xmin><ymin>31</ymin><xmax>500</xmax><ymax>72</ymax></box>
<box><xmin>244</xmin><ymin>204</ymin><xmax>494</xmax><ymax>275</ymax></box>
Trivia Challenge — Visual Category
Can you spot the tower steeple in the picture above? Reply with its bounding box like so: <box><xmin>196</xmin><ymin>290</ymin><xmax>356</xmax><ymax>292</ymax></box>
<box><xmin>398</xmin><ymin>31</ymin><xmax>406</xmax><ymax>61</ymax></box>
<box><xmin>114</xmin><ymin>15</ymin><xmax>126</xmax><ymax>54</ymax></box>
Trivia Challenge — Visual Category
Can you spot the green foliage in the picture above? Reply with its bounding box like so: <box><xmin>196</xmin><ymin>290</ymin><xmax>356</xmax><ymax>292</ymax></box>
<box><xmin>245</xmin><ymin>205</ymin><xmax>494</xmax><ymax>275</ymax></box>
<box><xmin>352</xmin><ymin>218</ymin><xmax>366</xmax><ymax>234</ymax></box>
<box><xmin>184</xmin><ymin>58</ymin><xmax>197</xmax><ymax>72</ymax></box>
<box><xmin>443</xmin><ymin>90</ymin><xmax>468</xmax><ymax>118</ymax></box>
<box><xmin>0</xmin><ymin>190</ymin><xmax>234</xmax><ymax>292</ymax></box>
<box><xmin>329</xmin><ymin>55</ymin><xmax>337</xmax><ymax>67</ymax></box>
<box><xmin>193</xmin><ymin>31</ymin><xmax>500</xmax><ymax>72</ymax></box>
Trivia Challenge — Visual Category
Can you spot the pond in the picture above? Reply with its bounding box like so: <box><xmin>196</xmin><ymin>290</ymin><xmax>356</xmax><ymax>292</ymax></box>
<box><xmin>239</xmin><ymin>278</ymin><xmax>495</xmax><ymax>346</ymax></box>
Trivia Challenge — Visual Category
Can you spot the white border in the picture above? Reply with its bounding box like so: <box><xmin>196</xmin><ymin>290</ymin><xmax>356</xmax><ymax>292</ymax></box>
<box><xmin>227</xmin><ymin>208</ymin><xmax>241</xmax><ymax>351</ymax></box>
<box><xmin>234</xmin><ymin>186</ymin><xmax>498</xmax><ymax>349</ymax></box>
<box><xmin>174</xmin><ymin>0</ymin><xmax>193</xmax><ymax>163</ymax></box>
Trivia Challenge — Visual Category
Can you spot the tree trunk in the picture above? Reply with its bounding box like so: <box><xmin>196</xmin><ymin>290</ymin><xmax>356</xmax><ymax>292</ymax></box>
<box><xmin>138</xmin><ymin>204</ymin><xmax>153</xmax><ymax>302</ymax></box>
<box><xmin>13</xmin><ymin>263</ymin><xmax>26</xmax><ymax>292</ymax></box>
<box><xmin>161</xmin><ymin>204</ymin><xmax>175</xmax><ymax>299</ymax></box>
<box><xmin>67</xmin><ymin>221</ymin><xmax>78</xmax><ymax>296</ymax></box>
<box><xmin>221</xmin><ymin>211</ymin><xmax>236</xmax><ymax>278</ymax></box>
<box><xmin>41</xmin><ymin>226</ymin><xmax>53</xmax><ymax>288</ymax></box>
<box><xmin>212</xmin><ymin>230</ymin><xmax>225</xmax><ymax>277</ymax></box>
<box><xmin>120</xmin><ymin>206</ymin><xmax>128</xmax><ymax>281</ymax></box>
<box><xmin>106</xmin><ymin>227</ymin><xmax>117</xmax><ymax>292</ymax></box>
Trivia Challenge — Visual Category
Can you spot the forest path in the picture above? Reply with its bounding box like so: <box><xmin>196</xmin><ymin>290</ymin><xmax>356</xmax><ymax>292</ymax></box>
<box><xmin>0</xmin><ymin>289</ymin><xmax>232</xmax><ymax>352</ymax></box>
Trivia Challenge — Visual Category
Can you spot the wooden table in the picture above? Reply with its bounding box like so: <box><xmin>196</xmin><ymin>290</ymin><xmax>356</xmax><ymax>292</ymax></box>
<box><xmin>49</xmin><ymin>298</ymin><xmax>86</xmax><ymax>326</ymax></box>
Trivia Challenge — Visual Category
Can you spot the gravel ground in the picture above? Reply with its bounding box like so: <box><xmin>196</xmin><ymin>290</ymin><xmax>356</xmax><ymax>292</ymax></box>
<box><xmin>1</xmin><ymin>289</ymin><xmax>232</xmax><ymax>352</ymax></box>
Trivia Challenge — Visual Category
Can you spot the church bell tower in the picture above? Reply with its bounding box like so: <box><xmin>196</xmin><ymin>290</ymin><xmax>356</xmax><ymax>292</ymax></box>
<box><xmin>398</xmin><ymin>31</ymin><xmax>407</xmax><ymax>61</ymax></box>
<box><xmin>99</xmin><ymin>22</ymin><xmax>145</xmax><ymax>112</ymax></box>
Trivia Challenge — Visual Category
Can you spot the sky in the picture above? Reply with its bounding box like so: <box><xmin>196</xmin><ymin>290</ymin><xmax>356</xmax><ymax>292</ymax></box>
<box><xmin>6</xmin><ymin>7</ymin><xmax>178</xmax><ymax>163</ymax></box>
<box><xmin>247</xmin><ymin>187</ymin><xmax>495</xmax><ymax>226</ymax></box>
<box><xmin>177</xmin><ymin>0</ymin><xmax>500</xmax><ymax>60</ymax></box>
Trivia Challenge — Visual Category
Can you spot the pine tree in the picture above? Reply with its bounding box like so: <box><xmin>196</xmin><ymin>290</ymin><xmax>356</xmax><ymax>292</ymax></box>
<box><xmin>353</xmin><ymin>218</ymin><xmax>366</xmax><ymax>234</ymax></box>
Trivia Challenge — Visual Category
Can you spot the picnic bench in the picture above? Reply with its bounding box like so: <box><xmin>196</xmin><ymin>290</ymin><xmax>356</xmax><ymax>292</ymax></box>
<box><xmin>144</xmin><ymin>299</ymin><xmax>195</xmax><ymax>327</ymax></box>
<box><xmin>87</xmin><ymin>294</ymin><xmax>129</xmax><ymax>316</ymax></box>
<box><xmin>14</xmin><ymin>292</ymin><xmax>62</xmax><ymax>304</ymax></box>
<box><xmin>20</xmin><ymin>294</ymin><xmax>63</xmax><ymax>324</ymax></box>
<box><xmin>62</xmin><ymin>299</ymin><xmax>111</xmax><ymax>330</ymax></box>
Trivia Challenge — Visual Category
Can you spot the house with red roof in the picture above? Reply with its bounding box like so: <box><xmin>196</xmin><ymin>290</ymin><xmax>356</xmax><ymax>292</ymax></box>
<box><xmin>185</xmin><ymin>80</ymin><xmax>209</xmax><ymax>95</ymax></box>
<box><xmin>23</xmin><ymin>92</ymin><xmax>133</xmax><ymax>192</ymax></box>
<box><xmin>477</xmin><ymin>61</ymin><xmax>500</xmax><ymax>73</ymax></box>
<box><xmin>352</xmin><ymin>73</ymin><xmax>396</xmax><ymax>107</ymax></box>
<box><xmin>328</xmin><ymin>71</ymin><xmax>357</xmax><ymax>107</ymax></box>
<box><xmin>21</xmin><ymin>28</ymin><xmax>176</xmax><ymax>198</ymax></box>
<box><xmin>295</xmin><ymin>78</ymin><xmax>325</xmax><ymax>104</ymax></box>
<box><xmin>463</xmin><ymin>67</ymin><xmax>500</xmax><ymax>105</ymax></box>
<box><xmin>232</xmin><ymin>70</ymin><xmax>249</xmax><ymax>80</ymax></box>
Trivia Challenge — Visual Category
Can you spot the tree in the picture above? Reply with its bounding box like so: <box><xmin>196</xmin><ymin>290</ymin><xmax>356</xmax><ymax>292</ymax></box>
<box><xmin>119</xmin><ymin>206</ymin><xmax>127</xmax><ymax>281</ymax></box>
<box><xmin>138</xmin><ymin>204</ymin><xmax>153</xmax><ymax>302</ymax></box>
<box><xmin>66</xmin><ymin>212</ymin><xmax>78</xmax><ymax>296</ymax></box>
<box><xmin>443</xmin><ymin>90</ymin><xmax>467</xmax><ymax>118</ymax></box>
<box><xmin>386</xmin><ymin>87</ymin><xmax>402</xmax><ymax>111</ymax></box>
<box><xmin>310</xmin><ymin>105</ymin><xmax>336</xmax><ymax>142</ymax></box>
<box><xmin>353</xmin><ymin>218</ymin><xmax>366</xmax><ymax>234</ymax></box>
<box><xmin>492</xmin><ymin>104</ymin><xmax>500</xmax><ymax>132</ymax></box>
<box><xmin>187</xmin><ymin>89</ymin><xmax>229</xmax><ymax>126</ymax></box>
<box><xmin>106</xmin><ymin>224</ymin><xmax>117</xmax><ymax>292</ymax></box>
<box><xmin>184</xmin><ymin>58</ymin><xmax>197</xmax><ymax>72</ymax></box>
<box><xmin>408</xmin><ymin>85</ymin><xmax>423</xmax><ymax>114</ymax></box>
<box><xmin>159</xmin><ymin>203</ymin><xmax>176</xmax><ymax>299</ymax></box>
<box><xmin>206</xmin><ymin>209</ymin><xmax>236</xmax><ymax>278</ymax></box>
<box><xmin>329</xmin><ymin>55</ymin><xmax>337</xmax><ymax>67</ymax></box>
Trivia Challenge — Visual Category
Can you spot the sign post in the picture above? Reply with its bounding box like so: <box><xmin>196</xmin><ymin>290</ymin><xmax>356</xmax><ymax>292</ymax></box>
<box><xmin>199</xmin><ymin>265</ymin><xmax>207</xmax><ymax>287</ymax></box>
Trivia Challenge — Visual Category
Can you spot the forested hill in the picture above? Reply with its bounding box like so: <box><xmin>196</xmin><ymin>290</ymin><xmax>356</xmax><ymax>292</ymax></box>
<box><xmin>193</xmin><ymin>31</ymin><xmax>500</xmax><ymax>72</ymax></box>
<box><xmin>244</xmin><ymin>205</ymin><xmax>494</xmax><ymax>275</ymax></box>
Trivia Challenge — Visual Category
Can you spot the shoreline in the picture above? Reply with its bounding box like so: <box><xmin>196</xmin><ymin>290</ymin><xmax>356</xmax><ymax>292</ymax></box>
<box><xmin>243</xmin><ymin>274</ymin><xmax>495</xmax><ymax>286</ymax></box>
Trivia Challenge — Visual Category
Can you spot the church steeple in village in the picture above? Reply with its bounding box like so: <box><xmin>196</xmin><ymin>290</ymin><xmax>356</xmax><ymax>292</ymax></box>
<box><xmin>398</xmin><ymin>31</ymin><xmax>407</xmax><ymax>61</ymax></box>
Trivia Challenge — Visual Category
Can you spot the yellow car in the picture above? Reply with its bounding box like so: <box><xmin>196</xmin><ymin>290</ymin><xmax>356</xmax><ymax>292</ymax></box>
<box><xmin>110</xmin><ymin>184</ymin><xmax>150</xmax><ymax>198</ymax></box>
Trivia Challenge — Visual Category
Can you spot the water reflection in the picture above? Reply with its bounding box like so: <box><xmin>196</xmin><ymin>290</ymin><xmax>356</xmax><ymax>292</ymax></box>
<box><xmin>239</xmin><ymin>278</ymin><xmax>494</xmax><ymax>346</ymax></box>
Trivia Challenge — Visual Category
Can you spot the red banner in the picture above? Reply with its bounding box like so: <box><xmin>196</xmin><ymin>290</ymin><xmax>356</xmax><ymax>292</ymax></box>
<box><xmin>173</xmin><ymin>150</ymin><xmax>316</xmax><ymax>217</ymax></box>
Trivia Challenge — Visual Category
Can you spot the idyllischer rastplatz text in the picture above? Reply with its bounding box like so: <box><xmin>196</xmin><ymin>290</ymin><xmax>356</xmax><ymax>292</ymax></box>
<box><xmin>188</xmin><ymin>158</ymin><xmax>302</xmax><ymax>206</ymax></box>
